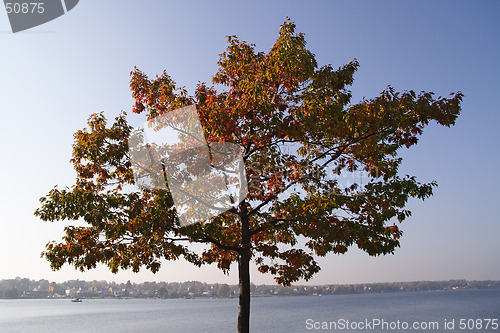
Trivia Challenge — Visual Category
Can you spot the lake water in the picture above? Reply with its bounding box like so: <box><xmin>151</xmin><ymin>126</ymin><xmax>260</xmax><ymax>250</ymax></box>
<box><xmin>0</xmin><ymin>289</ymin><xmax>499</xmax><ymax>332</ymax></box>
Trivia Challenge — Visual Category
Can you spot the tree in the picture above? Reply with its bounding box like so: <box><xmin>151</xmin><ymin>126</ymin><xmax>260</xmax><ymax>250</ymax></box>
<box><xmin>125</xmin><ymin>280</ymin><xmax>132</xmax><ymax>290</ymax></box>
<box><xmin>157</xmin><ymin>286</ymin><xmax>168</xmax><ymax>298</ymax></box>
<box><xmin>35</xmin><ymin>19</ymin><xmax>462</xmax><ymax>333</ymax></box>
<box><xmin>217</xmin><ymin>283</ymin><xmax>232</xmax><ymax>298</ymax></box>
<box><xmin>4</xmin><ymin>287</ymin><xmax>20</xmax><ymax>299</ymax></box>
<box><xmin>38</xmin><ymin>279</ymin><xmax>50</xmax><ymax>291</ymax></box>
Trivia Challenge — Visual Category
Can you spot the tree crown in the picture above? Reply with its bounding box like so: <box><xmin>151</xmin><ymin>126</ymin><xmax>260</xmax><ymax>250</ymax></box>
<box><xmin>35</xmin><ymin>19</ymin><xmax>462</xmax><ymax>285</ymax></box>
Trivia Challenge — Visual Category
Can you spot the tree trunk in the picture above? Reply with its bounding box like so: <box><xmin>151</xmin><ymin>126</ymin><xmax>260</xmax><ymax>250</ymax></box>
<box><xmin>238</xmin><ymin>204</ymin><xmax>251</xmax><ymax>333</ymax></box>
<box><xmin>238</xmin><ymin>248</ymin><xmax>251</xmax><ymax>333</ymax></box>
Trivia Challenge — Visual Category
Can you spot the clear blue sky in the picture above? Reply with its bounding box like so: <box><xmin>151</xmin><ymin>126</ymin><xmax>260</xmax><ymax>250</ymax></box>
<box><xmin>1</xmin><ymin>0</ymin><xmax>499</xmax><ymax>285</ymax></box>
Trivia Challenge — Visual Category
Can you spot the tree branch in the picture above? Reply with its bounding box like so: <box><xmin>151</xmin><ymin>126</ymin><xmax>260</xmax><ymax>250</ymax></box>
<box><xmin>250</xmin><ymin>218</ymin><xmax>292</xmax><ymax>236</ymax></box>
<box><xmin>247</xmin><ymin>128</ymin><xmax>390</xmax><ymax>217</ymax></box>
<box><xmin>199</xmin><ymin>236</ymin><xmax>241</xmax><ymax>252</ymax></box>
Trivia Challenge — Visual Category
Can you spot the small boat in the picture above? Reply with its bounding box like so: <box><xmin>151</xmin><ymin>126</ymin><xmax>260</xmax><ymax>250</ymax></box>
<box><xmin>71</xmin><ymin>298</ymin><xmax>82</xmax><ymax>302</ymax></box>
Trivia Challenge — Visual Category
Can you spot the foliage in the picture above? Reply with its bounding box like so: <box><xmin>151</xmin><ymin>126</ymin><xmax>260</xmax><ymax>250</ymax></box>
<box><xmin>35</xmin><ymin>19</ymin><xmax>462</xmax><ymax>287</ymax></box>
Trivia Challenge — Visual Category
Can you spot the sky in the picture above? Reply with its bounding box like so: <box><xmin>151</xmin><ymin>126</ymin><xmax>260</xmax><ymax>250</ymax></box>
<box><xmin>0</xmin><ymin>0</ymin><xmax>499</xmax><ymax>285</ymax></box>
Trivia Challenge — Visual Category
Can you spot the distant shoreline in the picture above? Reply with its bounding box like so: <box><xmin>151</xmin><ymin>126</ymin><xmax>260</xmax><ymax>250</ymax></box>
<box><xmin>1</xmin><ymin>278</ymin><xmax>499</xmax><ymax>300</ymax></box>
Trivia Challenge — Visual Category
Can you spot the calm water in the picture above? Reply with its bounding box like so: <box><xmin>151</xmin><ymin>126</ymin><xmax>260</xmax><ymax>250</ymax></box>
<box><xmin>0</xmin><ymin>289</ymin><xmax>499</xmax><ymax>332</ymax></box>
